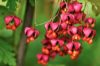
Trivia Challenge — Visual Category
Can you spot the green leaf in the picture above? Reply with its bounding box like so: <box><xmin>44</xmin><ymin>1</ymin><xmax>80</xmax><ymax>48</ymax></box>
<box><xmin>2</xmin><ymin>0</ymin><xmax>7</xmax><ymax>2</ymax></box>
<box><xmin>0</xmin><ymin>5</ymin><xmax>13</xmax><ymax>29</ymax></box>
<box><xmin>29</xmin><ymin>0</ymin><xmax>35</xmax><ymax>6</ymax></box>
<box><xmin>0</xmin><ymin>40</ymin><xmax>16</xmax><ymax>66</ymax></box>
<box><xmin>79</xmin><ymin>0</ymin><xmax>95</xmax><ymax>17</ymax></box>
<box><xmin>6</xmin><ymin>0</ymin><xmax>18</xmax><ymax>12</ymax></box>
<box><xmin>87</xmin><ymin>0</ymin><xmax>100</xmax><ymax>16</ymax></box>
<box><xmin>0</xmin><ymin>28</ymin><xmax>13</xmax><ymax>38</ymax></box>
<box><xmin>0</xmin><ymin>6</ymin><xmax>8</xmax><ymax>29</ymax></box>
<box><xmin>85</xmin><ymin>2</ymin><xmax>95</xmax><ymax>17</ymax></box>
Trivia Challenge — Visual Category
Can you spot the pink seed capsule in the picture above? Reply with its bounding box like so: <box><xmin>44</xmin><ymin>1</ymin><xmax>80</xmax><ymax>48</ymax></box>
<box><xmin>25</xmin><ymin>27</ymin><xmax>39</xmax><ymax>43</ymax></box>
<box><xmin>73</xmin><ymin>2</ymin><xmax>82</xmax><ymax>13</ymax></box>
<box><xmin>14</xmin><ymin>16</ymin><xmax>21</xmax><ymax>27</ymax></box>
<box><xmin>85</xmin><ymin>17</ymin><xmax>96</xmax><ymax>24</ymax></box>
<box><xmin>60</xmin><ymin>2</ymin><xmax>67</xmax><ymax>8</ymax></box>
<box><xmin>60</xmin><ymin>13</ymin><xmax>68</xmax><ymax>21</ymax></box>
<box><xmin>68</xmin><ymin>3</ymin><xmax>74</xmax><ymax>13</ymax></box>
<box><xmin>68</xmin><ymin>26</ymin><xmax>78</xmax><ymax>35</ymax></box>
<box><xmin>4</xmin><ymin>15</ymin><xmax>21</xmax><ymax>30</ymax></box>
<box><xmin>5</xmin><ymin>16</ymin><xmax>13</xmax><ymax>24</ymax></box>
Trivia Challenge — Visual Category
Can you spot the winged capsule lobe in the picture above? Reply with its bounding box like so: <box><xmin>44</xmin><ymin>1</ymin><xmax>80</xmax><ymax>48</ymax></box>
<box><xmin>50</xmin><ymin>39</ymin><xmax>58</xmax><ymax>46</ymax></box>
<box><xmin>26</xmin><ymin>28</ymin><xmax>34</xmax><ymax>37</ymax></box>
<box><xmin>71</xmin><ymin>26</ymin><xmax>78</xmax><ymax>34</ymax></box>
<box><xmin>66</xmin><ymin>42</ymin><xmax>73</xmax><ymax>50</ymax></box>
<box><xmin>50</xmin><ymin>22</ymin><xmax>59</xmax><ymax>31</ymax></box>
<box><xmin>43</xmin><ymin>55</ymin><xmax>49</xmax><ymax>62</ymax></box>
<box><xmin>60</xmin><ymin>13</ymin><xmax>68</xmax><ymax>21</ymax></box>
<box><xmin>66</xmin><ymin>42</ymin><xmax>73</xmax><ymax>55</ymax></box>
<box><xmin>14</xmin><ymin>16</ymin><xmax>21</xmax><ymax>27</ymax></box>
<box><xmin>73</xmin><ymin>2</ymin><xmax>82</xmax><ymax>13</ymax></box>
<box><xmin>74</xmin><ymin>42</ymin><xmax>81</xmax><ymax>50</ymax></box>
<box><xmin>58</xmin><ymin>39</ymin><xmax>64</xmax><ymax>46</ymax></box>
<box><xmin>25</xmin><ymin>27</ymin><xmax>31</xmax><ymax>34</ymax></box>
<box><xmin>68</xmin><ymin>26</ymin><xmax>78</xmax><ymax>35</ymax></box>
<box><xmin>45</xmin><ymin>22</ymin><xmax>51</xmax><ymax>30</ymax></box>
<box><xmin>61</xmin><ymin>13</ymin><xmax>75</xmax><ymax>22</ymax></box>
<box><xmin>68</xmin><ymin>3</ymin><xmax>75</xmax><ymax>13</ymax></box>
<box><xmin>34</xmin><ymin>30</ymin><xmax>40</xmax><ymax>38</ymax></box>
<box><xmin>5</xmin><ymin>16</ymin><xmax>13</xmax><ymax>24</ymax></box>
<box><xmin>60</xmin><ymin>1</ymin><xmax>67</xmax><ymax>8</ymax></box>
<box><xmin>45</xmin><ymin>22</ymin><xmax>59</xmax><ymax>31</ymax></box>
<box><xmin>37</xmin><ymin>54</ymin><xmax>43</xmax><ymax>60</ymax></box>
<box><xmin>77</xmin><ymin>26</ymin><xmax>83</xmax><ymax>34</ymax></box>
<box><xmin>83</xmin><ymin>27</ymin><xmax>92</xmax><ymax>37</ymax></box>
<box><xmin>75</xmin><ymin>13</ymin><xmax>83</xmax><ymax>21</ymax></box>
<box><xmin>67</xmin><ymin>14</ymin><xmax>76</xmax><ymax>23</ymax></box>
<box><xmin>85</xmin><ymin>17</ymin><xmax>96</xmax><ymax>24</ymax></box>
<box><xmin>61</xmin><ymin>22</ymin><xmax>67</xmax><ymax>29</ymax></box>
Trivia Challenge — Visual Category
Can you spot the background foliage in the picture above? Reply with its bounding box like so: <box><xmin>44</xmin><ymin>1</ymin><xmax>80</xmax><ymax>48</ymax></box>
<box><xmin>0</xmin><ymin>0</ymin><xmax>100</xmax><ymax>66</ymax></box>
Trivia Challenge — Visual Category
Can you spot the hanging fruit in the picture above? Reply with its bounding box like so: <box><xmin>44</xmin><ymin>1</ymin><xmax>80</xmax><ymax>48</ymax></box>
<box><xmin>25</xmin><ymin>27</ymin><xmax>40</xmax><ymax>43</ymax></box>
<box><xmin>37</xmin><ymin>0</ymin><xmax>96</xmax><ymax>65</ymax></box>
<box><xmin>4</xmin><ymin>15</ymin><xmax>21</xmax><ymax>30</ymax></box>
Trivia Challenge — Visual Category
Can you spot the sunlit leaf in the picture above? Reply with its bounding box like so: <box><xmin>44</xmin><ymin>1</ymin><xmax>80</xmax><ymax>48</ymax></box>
<box><xmin>87</xmin><ymin>0</ymin><xmax>100</xmax><ymax>16</ymax></box>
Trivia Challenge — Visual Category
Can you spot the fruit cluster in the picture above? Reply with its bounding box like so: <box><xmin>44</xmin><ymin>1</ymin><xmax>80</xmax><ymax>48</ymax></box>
<box><xmin>37</xmin><ymin>0</ymin><xmax>96</xmax><ymax>65</ymax></box>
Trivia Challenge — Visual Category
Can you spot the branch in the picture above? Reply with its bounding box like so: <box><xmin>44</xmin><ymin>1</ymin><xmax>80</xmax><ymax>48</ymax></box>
<box><xmin>16</xmin><ymin>0</ymin><xmax>35</xmax><ymax>66</ymax></box>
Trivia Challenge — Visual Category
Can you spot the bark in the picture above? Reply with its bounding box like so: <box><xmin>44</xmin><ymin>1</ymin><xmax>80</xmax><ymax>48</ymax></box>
<box><xmin>17</xmin><ymin>0</ymin><xmax>35</xmax><ymax>66</ymax></box>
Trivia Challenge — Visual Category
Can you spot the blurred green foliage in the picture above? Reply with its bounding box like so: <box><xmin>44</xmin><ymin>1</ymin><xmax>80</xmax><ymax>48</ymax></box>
<box><xmin>0</xmin><ymin>0</ymin><xmax>100</xmax><ymax>66</ymax></box>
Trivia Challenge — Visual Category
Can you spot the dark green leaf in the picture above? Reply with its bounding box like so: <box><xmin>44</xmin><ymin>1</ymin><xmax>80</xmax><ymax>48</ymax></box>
<box><xmin>0</xmin><ymin>28</ymin><xmax>13</xmax><ymax>38</ymax></box>
<box><xmin>6</xmin><ymin>0</ymin><xmax>18</xmax><ymax>12</ymax></box>
<box><xmin>2</xmin><ymin>0</ymin><xmax>7</xmax><ymax>2</ymax></box>
<box><xmin>29</xmin><ymin>0</ymin><xmax>35</xmax><ymax>6</ymax></box>
<box><xmin>0</xmin><ymin>5</ymin><xmax>14</xmax><ymax>29</ymax></box>
<box><xmin>0</xmin><ymin>40</ymin><xmax>16</xmax><ymax>66</ymax></box>
<box><xmin>0</xmin><ymin>6</ymin><xmax>9</xmax><ymax>29</ymax></box>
